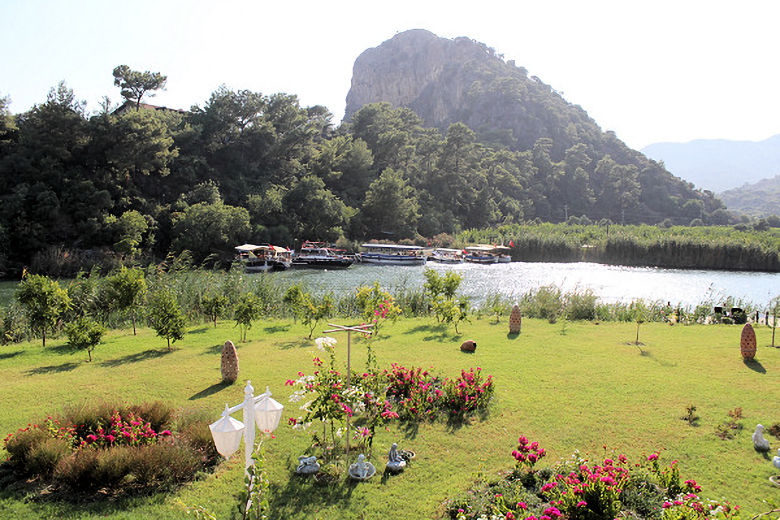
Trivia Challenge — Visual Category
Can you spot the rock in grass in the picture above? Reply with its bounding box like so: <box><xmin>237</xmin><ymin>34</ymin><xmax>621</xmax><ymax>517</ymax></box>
<box><xmin>460</xmin><ymin>340</ymin><xmax>476</xmax><ymax>352</ymax></box>
<box><xmin>221</xmin><ymin>340</ymin><xmax>239</xmax><ymax>384</ymax></box>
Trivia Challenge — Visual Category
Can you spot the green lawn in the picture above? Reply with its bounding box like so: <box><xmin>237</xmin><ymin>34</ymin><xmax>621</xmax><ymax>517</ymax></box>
<box><xmin>0</xmin><ymin>317</ymin><xmax>778</xmax><ymax>519</ymax></box>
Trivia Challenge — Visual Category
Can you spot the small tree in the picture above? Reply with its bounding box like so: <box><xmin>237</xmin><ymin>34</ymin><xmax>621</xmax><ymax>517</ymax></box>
<box><xmin>630</xmin><ymin>300</ymin><xmax>650</xmax><ymax>349</ymax></box>
<box><xmin>16</xmin><ymin>273</ymin><xmax>71</xmax><ymax>347</ymax></box>
<box><xmin>201</xmin><ymin>292</ymin><xmax>229</xmax><ymax>328</ymax></box>
<box><xmin>65</xmin><ymin>316</ymin><xmax>105</xmax><ymax>362</ymax></box>
<box><xmin>302</xmin><ymin>293</ymin><xmax>334</xmax><ymax>339</ymax></box>
<box><xmin>234</xmin><ymin>293</ymin><xmax>260</xmax><ymax>342</ymax></box>
<box><xmin>112</xmin><ymin>65</ymin><xmax>167</xmax><ymax>111</ymax></box>
<box><xmin>147</xmin><ymin>288</ymin><xmax>185</xmax><ymax>351</ymax></box>
<box><xmin>770</xmin><ymin>295</ymin><xmax>779</xmax><ymax>348</ymax></box>
<box><xmin>107</xmin><ymin>266</ymin><xmax>147</xmax><ymax>335</ymax></box>
<box><xmin>283</xmin><ymin>284</ymin><xmax>306</xmax><ymax>323</ymax></box>
<box><xmin>355</xmin><ymin>282</ymin><xmax>400</xmax><ymax>337</ymax></box>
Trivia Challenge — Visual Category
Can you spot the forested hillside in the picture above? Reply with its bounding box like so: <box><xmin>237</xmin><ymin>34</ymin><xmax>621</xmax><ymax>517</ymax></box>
<box><xmin>719</xmin><ymin>175</ymin><xmax>780</xmax><ymax>217</ymax></box>
<box><xmin>345</xmin><ymin>29</ymin><xmax>725</xmax><ymax>225</ymax></box>
<box><xmin>0</xmin><ymin>31</ymin><xmax>734</xmax><ymax>276</ymax></box>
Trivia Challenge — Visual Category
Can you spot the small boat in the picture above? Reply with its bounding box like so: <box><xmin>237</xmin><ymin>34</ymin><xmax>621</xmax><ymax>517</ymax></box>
<box><xmin>493</xmin><ymin>245</ymin><xmax>512</xmax><ymax>263</ymax></box>
<box><xmin>235</xmin><ymin>244</ymin><xmax>292</xmax><ymax>272</ymax></box>
<box><xmin>464</xmin><ymin>245</ymin><xmax>499</xmax><ymax>264</ymax></box>
<box><xmin>292</xmin><ymin>241</ymin><xmax>355</xmax><ymax>269</ymax></box>
<box><xmin>359</xmin><ymin>243</ymin><xmax>426</xmax><ymax>266</ymax></box>
<box><xmin>430</xmin><ymin>248</ymin><xmax>464</xmax><ymax>264</ymax></box>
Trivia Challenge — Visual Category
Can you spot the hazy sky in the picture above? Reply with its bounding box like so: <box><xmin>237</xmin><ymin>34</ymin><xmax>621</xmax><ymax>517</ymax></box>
<box><xmin>2</xmin><ymin>0</ymin><xmax>779</xmax><ymax>150</ymax></box>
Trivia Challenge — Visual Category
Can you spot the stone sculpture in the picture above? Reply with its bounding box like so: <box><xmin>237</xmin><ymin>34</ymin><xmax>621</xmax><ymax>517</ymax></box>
<box><xmin>740</xmin><ymin>323</ymin><xmax>757</xmax><ymax>360</ymax></box>
<box><xmin>773</xmin><ymin>449</ymin><xmax>780</xmax><ymax>470</ymax></box>
<box><xmin>295</xmin><ymin>455</ymin><xmax>320</xmax><ymax>474</ymax></box>
<box><xmin>348</xmin><ymin>453</ymin><xmax>376</xmax><ymax>481</ymax></box>
<box><xmin>386</xmin><ymin>442</ymin><xmax>407</xmax><ymax>473</ymax></box>
<box><xmin>509</xmin><ymin>305</ymin><xmax>522</xmax><ymax>333</ymax></box>
<box><xmin>221</xmin><ymin>340</ymin><xmax>239</xmax><ymax>384</ymax></box>
<box><xmin>753</xmin><ymin>424</ymin><xmax>771</xmax><ymax>452</ymax></box>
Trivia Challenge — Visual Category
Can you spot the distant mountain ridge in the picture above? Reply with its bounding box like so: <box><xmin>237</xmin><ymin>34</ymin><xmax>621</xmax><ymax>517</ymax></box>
<box><xmin>343</xmin><ymin>29</ymin><xmax>725</xmax><ymax>225</ymax></box>
<box><xmin>719</xmin><ymin>175</ymin><xmax>780</xmax><ymax>217</ymax></box>
<box><xmin>641</xmin><ymin>135</ymin><xmax>780</xmax><ymax>193</ymax></box>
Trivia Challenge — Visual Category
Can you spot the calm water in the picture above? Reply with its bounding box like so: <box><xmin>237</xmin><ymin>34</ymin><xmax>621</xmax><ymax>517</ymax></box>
<box><xmin>273</xmin><ymin>262</ymin><xmax>780</xmax><ymax>308</ymax></box>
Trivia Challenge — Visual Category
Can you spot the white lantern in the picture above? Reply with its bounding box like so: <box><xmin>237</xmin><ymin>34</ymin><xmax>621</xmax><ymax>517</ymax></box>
<box><xmin>209</xmin><ymin>405</ymin><xmax>245</xmax><ymax>459</ymax></box>
<box><xmin>255</xmin><ymin>387</ymin><xmax>284</xmax><ymax>434</ymax></box>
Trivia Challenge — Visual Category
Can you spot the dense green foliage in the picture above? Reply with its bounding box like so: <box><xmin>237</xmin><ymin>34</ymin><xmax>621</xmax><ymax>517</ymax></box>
<box><xmin>0</xmin><ymin>70</ymin><xmax>742</xmax><ymax>277</ymax></box>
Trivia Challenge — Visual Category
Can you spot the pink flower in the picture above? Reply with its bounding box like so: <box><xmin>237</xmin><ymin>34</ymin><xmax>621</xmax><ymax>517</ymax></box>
<box><xmin>159</xmin><ymin>430</ymin><xmax>172</xmax><ymax>437</ymax></box>
<box><xmin>647</xmin><ymin>453</ymin><xmax>659</xmax><ymax>461</ymax></box>
<box><xmin>576</xmin><ymin>501</ymin><xmax>587</xmax><ymax>508</ymax></box>
<box><xmin>517</xmin><ymin>502</ymin><xmax>527</xmax><ymax>510</ymax></box>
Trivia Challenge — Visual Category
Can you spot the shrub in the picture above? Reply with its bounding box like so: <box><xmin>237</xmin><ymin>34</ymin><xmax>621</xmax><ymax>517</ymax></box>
<box><xmin>565</xmin><ymin>289</ymin><xmax>598</xmax><ymax>321</ymax></box>
<box><xmin>442</xmin><ymin>367</ymin><xmax>494</xmax><ymax>419</ymax></box>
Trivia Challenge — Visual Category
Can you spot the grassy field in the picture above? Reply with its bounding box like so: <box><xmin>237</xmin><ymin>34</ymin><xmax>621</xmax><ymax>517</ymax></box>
<box><xmin>0</xmin><ymin>316</ymin><xmax>778</xmax><ymax>519</ymax></box>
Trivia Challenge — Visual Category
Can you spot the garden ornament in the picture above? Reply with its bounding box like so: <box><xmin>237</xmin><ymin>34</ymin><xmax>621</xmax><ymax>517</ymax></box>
<box><xmin>348</xmin><ymin>453</ymin><xmax>376</xmax><ymax>481</ymax></box>
<box><xmin>773</xmin><ymin>449</ymin><xmax>780</xmax><ymax>470</ymax></box>
<box><xmin>295</xmin><ymin>455</ymin><xmax>320</xmax><ymax>474</ymax></box>
<box><xmin>386</xmin><ymin>442</ymin><xmax>406</xmax><ymax>473</ymax></box>
<box><xmin>753</xmin><ymin>424</ymin><xmax>771</xmax><ymax>452</ymax></box>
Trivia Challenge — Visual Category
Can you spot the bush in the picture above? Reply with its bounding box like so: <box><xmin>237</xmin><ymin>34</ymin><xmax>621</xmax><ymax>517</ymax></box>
<box><xmin>26</xmin><ymin>437</ymin><xmax>72</xmax><ymax>476</ymax></box>
<box><xmin>4</xmin><ymin>427</ymin><xmax>54</xmax><ymax>474</ymax></box>
<box><xmin>564</xmin><ymin>289</ymin><xmax>597</xmax><ymax>321</ymax></box>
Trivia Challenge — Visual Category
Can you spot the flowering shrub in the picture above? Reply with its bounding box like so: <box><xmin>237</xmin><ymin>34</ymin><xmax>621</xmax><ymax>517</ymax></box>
<box><xmin>385</xmin><ymin>364</ymin><xmax>443</xmax><ymax>422</ymax></box>
<box><xmin>512</xmin><ymin>436</ymin><xmax>546</xmax><ymax>472</ymax></box>
<box><xmin>446</xmin><ymin>440</ymin><xmax>741</xmax><ymax>520</ymax></box>
<box><xmin>2</xmin><ymin>402</ymin><xmax>218</xmax><ymax>496</ymax></box>
<box><xmin>443</xmin><ymin>367</ymin><xmax>494</xmax><ymax>419</ymax></box>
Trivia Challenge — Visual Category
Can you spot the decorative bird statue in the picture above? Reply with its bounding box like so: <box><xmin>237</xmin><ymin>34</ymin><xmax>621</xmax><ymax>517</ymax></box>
<box><xmin>753</xmin><ymin>424</ymin><xmax>771</xmax><ymax>452</ymax></box>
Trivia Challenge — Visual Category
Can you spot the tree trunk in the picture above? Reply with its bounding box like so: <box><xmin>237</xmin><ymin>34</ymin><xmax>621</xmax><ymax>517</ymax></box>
<box><xmin>167</xmin><ymin>337</ymin><xmax>171</xmax><ymax>352</ymax></box>
<box><xmin>42</xmin><ymin>328</ymin><xmax>46</xmax><ymax>348</ymax></box>
<box><xmin>635</xmin><ymin>323</ymin><xmax>640</xmax><ymax>345</ymax></box>
<box><xmin>132</xmin><ymin>311</ymin><xmax>137</xmax><ymax>336</ymax></box>
<box><xmin>88</xmin><ymin>349</ymin><xmax>92</xmax><ymax>362</ymax></box>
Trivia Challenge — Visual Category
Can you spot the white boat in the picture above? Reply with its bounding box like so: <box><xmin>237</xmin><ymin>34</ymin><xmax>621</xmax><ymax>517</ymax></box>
<box><xmin>235</xmin><ymin>244</ymin><xmax>292</xmax><ymax>272</ymax></box>
<box><xmin>464</xmin><ymin>245</ymin><xmax>499</xmax><ymax>264</ymax></box>
<box><xmin>430</xmin><ymin>248</ymin><xmax>465</xmax><ymax>264</ymax></box>
<box><xmin>493</xmin><ymin>245</ymin><xmax>512</xmax><ymax>263</ymax></box>
<box><xmin>292</xmin><ymin>241</ymin><xmax>355</xmax><ymax>269</ymax></box>
<box><xmin>359</xmin><ymin>243</ymin><xmax>426</xmax><ymax>266</ymax></box>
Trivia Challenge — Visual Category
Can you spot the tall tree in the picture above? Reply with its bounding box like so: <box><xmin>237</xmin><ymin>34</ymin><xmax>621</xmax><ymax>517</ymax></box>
<box><xmin>112</xmin><ymin>65</ymin><xmax>167</xmax><ymax>110</ymax></box>
<box><xmin>359</xmin><ymin>168</ymin><xmax>419</xmax><ymax>239</ymax></box>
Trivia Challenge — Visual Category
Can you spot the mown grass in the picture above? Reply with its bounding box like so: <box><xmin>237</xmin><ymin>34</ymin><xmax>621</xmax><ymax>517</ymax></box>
<box><xmin>0</xmin><ymin>317</ymin><xmax>778</xmax><ymax>519</ymax></box>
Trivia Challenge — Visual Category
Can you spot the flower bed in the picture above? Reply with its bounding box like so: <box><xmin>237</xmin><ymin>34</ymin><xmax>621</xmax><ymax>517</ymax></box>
<box><xmin>445</xmin><ymin>435</ymin><xmax>740</xmax><ymax>520</ymax></box>
<box><xmin>2</xmin><ymin>401</ymin><xmax>219</xmax><ymax>497</ymax></box>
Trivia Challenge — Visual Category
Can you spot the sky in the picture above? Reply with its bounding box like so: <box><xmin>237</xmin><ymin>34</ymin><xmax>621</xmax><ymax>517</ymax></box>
<box><xmin>2</xmin><ymin>0</ymin><xmax>780</xmax><ymax>150</ymax></box>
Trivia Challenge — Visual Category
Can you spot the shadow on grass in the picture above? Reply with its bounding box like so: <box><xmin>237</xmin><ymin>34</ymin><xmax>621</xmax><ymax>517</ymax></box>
<box><xmin>189</xmin><ymin>381</ymin><xmax>232</xmax><ymax>400</ymax></box>
<box><xmin>25</xmin><ymin>362</ymin><xmax>80</xmax><ymax>376</ymax></box>
<box><xmin>267</xmin><ymin>469</ymin><xmax>354</xmax><ymax>516</ymax></box>
<box><xmin>49</xmin><ymin>343</ymin><xmax>77</xmax><ymax>355</ymax></box>
<box><xmin>506</xmin><ymin>331</ymin><xmax>520</xmax><ymax>340</ymax></box>
<box><xmin>188</xmin><ymin>326</ymin><xmax>209</xmax><ymax>335</ymax></box>
<box><xmin>99</xmin><ymin>349</ymin><xmax>170</xmax><ymax>368</ymax></box>
<box><xmin>421</xmin><ymin>324</ymin><xmax>454</xmax><ymax>342</ymax></box>
<box><xmin>265</xmin><ymin>324</ymin><xmax>291</xmax><ymax>334</ymax></box>
<box><xmin>202</xmin><ymin>343</ymin><xmax>224</xmax><ymax>355</ymax></box>
<box><xmin>278</xmin><ymin>338</ymin><xmax>312</xmax><ymax>350</ymax></box>
<box><xmin>743</xmin><ymin>358</ymin><xmax>766</xmax><ymax>374</ymax></box>
<box><xmin>636</xmin><ymin>348</ymin><xmax>677</xmax><ymax>367</ymax></box>
<box><xmin>0</xmin><ymin>350</ymin><xmax>23</xmax><ymax>360</ymax></box>
<box><xmin>400</xmin><ymin>420</ymin><xmax>420</xmax><ymax>439</ymax></box>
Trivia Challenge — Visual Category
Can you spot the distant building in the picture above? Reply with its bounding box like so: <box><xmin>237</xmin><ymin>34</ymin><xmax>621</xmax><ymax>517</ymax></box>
<box><xmin>112</xmin><ymin>101</ymin><xmax>187</xmax><ymax>116</ymax></box>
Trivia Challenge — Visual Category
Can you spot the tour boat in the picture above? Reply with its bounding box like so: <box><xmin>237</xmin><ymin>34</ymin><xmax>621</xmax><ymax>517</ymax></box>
<box><xmin>429</xmin><ymin>248</ymin><xmax>465</xmax><ymax>264</ymax></box>
<box><xmin>464</xmin><ymin>245</ymin><xmax>499</xmax><ymax>264</ymax></box>
<box><xmin>359</xmin><ymin>243</ymin><xmax>426</xmax><ymax>266</ymax></box>
<box><xmin>235</xmin><ymin>244</ymin><xmax>292</xmax><ymax>272</ymax></box>
<box><xmin>493</xmin><ymin>245</ymin><xmax>512</xmax><ymax>263</ymax></box>
<box><xmin>292</xmin><ymin>241</ymin><xmax>355</xmax><ymax>269</ymax></box>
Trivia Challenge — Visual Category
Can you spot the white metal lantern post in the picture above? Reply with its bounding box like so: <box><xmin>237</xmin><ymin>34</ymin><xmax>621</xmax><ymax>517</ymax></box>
<box><xmin>209</xmin><ymin>380</ymin><xmax>284</xmax><ymax>475</ymax></box>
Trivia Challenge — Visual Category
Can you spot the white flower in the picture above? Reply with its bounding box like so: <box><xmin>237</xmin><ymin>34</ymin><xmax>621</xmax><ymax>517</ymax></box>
<box><xmin>314</xmin><ymin>336</ymin><xmax>337</xmax><ymax>351</ymax></box>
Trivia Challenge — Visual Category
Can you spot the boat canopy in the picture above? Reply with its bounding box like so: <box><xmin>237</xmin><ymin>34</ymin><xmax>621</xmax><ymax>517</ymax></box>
<box><xmin>434</xmin><ymin>248</ymin><xmax>463</xmax><ymax>253</ymax></box>
<box><xmin>361</xmin><ymin>243</ymin><xmax>423</xmax><ymax>251</ymax></box>
<box><xmin>465</xmin><ymin>245</ymin><xmax>496</xmax><ymax>252</ymax></box>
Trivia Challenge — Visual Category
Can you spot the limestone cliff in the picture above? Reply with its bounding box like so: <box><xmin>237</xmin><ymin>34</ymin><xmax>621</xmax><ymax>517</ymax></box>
<box><xmin>344</xmin><ymin>29</ymin><xmax>605</xmax><ymax>158</ymax></box>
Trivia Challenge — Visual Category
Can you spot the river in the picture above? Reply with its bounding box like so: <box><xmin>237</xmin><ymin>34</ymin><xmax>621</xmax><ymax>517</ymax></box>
<box><xmin>273</xmin><ymin>261</ymin><xmax>780</xmax><ymax>309</ymax></box>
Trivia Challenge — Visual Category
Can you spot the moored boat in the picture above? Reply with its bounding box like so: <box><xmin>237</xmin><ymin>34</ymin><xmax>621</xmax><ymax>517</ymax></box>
<box><xmin>464</xmin><ymin>245</ymin><xmax>499</xmax><ymax>264</ymax></box>
<box><xmin>430</xmin><ymin>248</ymin><xmax>465</xmax><ymax>264</ymax></box>
<box><xmin>292</xmin><ymin>241</ymin><xmax>355</xmax><ymax>269</ymax></box>
<box><xmin>359</xmin><ymin>243</ymin><xmax>426</xmax><ymax>266</ymax></box>
<box><xmin>235</xmin><ymin>244</ymin><xmax>292</xmax><ymax>272</ymax></box>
